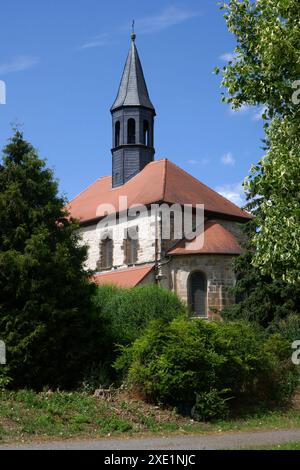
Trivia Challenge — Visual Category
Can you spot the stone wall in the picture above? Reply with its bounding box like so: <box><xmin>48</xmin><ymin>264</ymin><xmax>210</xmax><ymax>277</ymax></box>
<box><xmin>166</xmin><ymin>254</ymin><xmax>237</xmax><ymax>315</ymax></box>
<box><xmin>78</xmin><ymin>212</ymin><xmax>157</xmax><ymax>272</ymax></box>
<box><xmin>78</xmin><ymin>214</ymin><xmax>243</xmax><ymax>314</ymax></box>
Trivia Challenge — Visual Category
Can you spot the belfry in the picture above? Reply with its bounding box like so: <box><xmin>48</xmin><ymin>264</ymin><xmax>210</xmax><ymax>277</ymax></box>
<box><xmin>110</xmin><ymin>33</ymin><xmax>156</xmax><ymax>188</ymax></box>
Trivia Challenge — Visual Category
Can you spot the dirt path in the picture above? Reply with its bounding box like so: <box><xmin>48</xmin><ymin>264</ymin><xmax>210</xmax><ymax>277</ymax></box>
<box><xmin>1</xmin><ymin>429</ymin><xmax>300</xmax><ymax>450</ymax></box>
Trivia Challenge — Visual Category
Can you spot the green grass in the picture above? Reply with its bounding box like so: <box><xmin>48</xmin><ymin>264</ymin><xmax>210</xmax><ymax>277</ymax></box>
<box><xmin>269</xmin><ymin>442</ymin><xmax>300</xmax><ymax>450</ymax></box>
<box><xmin>243</xmin><ymin>442</ymin><xmax>300</xmax><ymax>450</ymax></box>
<box><xmin>0</xmin><ymin>390</ymin><xmax>300</xmax><ymax>444</ymax></box>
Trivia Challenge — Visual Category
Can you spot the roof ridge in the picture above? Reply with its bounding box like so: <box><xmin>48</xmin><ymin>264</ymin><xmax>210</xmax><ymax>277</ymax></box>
<box><xmin>123</xmin><ymin>43</ymin><xmax>133</xmax><ymax>107</ymax></box>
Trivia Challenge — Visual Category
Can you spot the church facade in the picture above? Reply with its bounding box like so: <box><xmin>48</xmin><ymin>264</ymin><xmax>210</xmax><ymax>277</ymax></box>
<box><xmin>68</xmin><ymin>33</ymin><xmax>251</xmax><ymax>318</ymax></box>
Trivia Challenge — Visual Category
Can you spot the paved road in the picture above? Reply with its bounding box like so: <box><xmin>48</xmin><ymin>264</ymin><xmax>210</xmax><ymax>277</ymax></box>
<box><xmin>1</xmin><ymin>429</ymin><xmax>300</xmax><ymax>450</ymax></box>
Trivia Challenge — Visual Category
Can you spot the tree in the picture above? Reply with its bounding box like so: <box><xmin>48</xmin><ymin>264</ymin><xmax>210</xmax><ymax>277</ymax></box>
<box><xmin>218</xmin><ymin>0</ymin><xmax>300</xmax><ymax>283</ymax></box>
<box><xmin>221</xmin><ymin>222</ymin><xmax>300</xmax><ymax>328</ymax></box>
<box><xmin>0</xmin><ymin>131</ymin><xmax>100</xmax><ymax>389</ymax></box>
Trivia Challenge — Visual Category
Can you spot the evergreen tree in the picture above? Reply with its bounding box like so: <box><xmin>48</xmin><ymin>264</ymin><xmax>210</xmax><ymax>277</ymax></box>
<box><xmin>0</xmin><ymin>131</ymin><xmax>100</xmax><ymax>389</ymax></box>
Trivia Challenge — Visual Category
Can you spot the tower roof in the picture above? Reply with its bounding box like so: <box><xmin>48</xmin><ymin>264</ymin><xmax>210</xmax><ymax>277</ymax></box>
<box><xmin>111</xmin><ymin>36</ymin><xmax>155</xmax><ymax>112</ymax></box>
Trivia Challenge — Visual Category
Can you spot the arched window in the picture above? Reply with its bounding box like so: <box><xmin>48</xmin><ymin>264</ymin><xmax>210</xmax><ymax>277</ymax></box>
<box><xmin>143</xmin><ymin>120</ymin><xmax>149</xmax><ymax>146</ymax></box>
<box><xmin>101</xmin><ymin>237</ymin><xmax>113</xmax><ymax>269</ymax></box>
<box><xmin>127</xmin><ymin>118</ymin><xmax>136</xmax><ymax>144</ymax></box>
<box><xmin>188</xmin><ymin>271</ymin><xmax>207</xmax><ymax>317</ymax></box>
<box><xmin>124</xmin><ymin>227</ymin><xmax>138</xmax><ymax>265</ymax></box>
<box><xmin>115</xmin><ymin>121</ymin><xmax>120</xmax><ymax>147</ymax></box>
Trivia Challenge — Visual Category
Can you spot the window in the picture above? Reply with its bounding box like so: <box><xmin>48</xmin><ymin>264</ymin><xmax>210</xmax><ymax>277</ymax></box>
<box><xmin>124</xmin><ymin>227</ymin><xmax>138</xmax><ymax>265</ymax></box>
<box><xmin>188</xmin><ymin>271</ymin><xmax>207</xmax><ymax>317</ymax></box>
<box><xmin>143</xmin><ymin>120</ymin><xmax>149</xmax><ymax>146</ymax></box>
<box><xmin>127</xmin><ymin>118</ymin><xmax>136</xmax><ymax>144</ymax></box>
<box><xmin>115</xmin><ymin>121</ymin><xmax>120</xmax><ymax>147</ymax></box>
<box><xmin>101</xmin><ymin>237</ymin><xmax>113</xmax><ymax>269</ymax></box>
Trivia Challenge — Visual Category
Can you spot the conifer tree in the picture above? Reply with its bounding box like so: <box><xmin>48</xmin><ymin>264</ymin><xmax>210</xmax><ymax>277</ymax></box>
<box><xmin>0</xmin><ymin>131</ymin><xmax>100</xmax><ymax>389</ymax></box>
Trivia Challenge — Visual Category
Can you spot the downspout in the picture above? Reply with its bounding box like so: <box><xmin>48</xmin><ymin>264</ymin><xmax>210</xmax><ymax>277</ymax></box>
<box><xmin>154</xmin><ymin>206</ymin><xmax>159</xmax><ymax>285</ymax></box>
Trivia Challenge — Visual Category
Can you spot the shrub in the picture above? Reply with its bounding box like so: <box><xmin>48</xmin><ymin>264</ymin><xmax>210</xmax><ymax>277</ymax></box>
<box><xmin>191</xmin><ymin>389</ymin><xmax>230</xmax><ymax>421</ymax></box>
<box><xmin>94</xmin><ymin>284</ymin><xmax>187</xmax><ymax>346</ymax></box>
<box><xmin>91</xmin><ymin>284</ymin><xmax>187</xmax><ymax>386</ymax></box>
<box><xmin>268</xmin><ymin>314</ymin><xmax>300</xmax><ymax>343</ymax></box>
<box><xmin>116</xmin><ymin>318</ymin><xmax>298</xmax><ymax>420</ymax></box>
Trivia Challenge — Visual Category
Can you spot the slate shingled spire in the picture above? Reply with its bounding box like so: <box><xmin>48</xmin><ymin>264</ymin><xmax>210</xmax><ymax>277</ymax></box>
<box><xmin>111</xmin><ymin>32</ymin><xmax>156</xmax><ymax>188</ymax></box>
<box><xmin>111</xmin><ymin>33</ymin><xmax>155</xmax><ymax>112</ymax></box>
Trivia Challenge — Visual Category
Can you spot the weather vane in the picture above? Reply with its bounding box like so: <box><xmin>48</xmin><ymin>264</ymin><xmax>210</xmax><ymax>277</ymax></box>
<box><xmin>131</xmin><ymin>19</ymin><xmax>136</xmax><ymax>41</ymax></box>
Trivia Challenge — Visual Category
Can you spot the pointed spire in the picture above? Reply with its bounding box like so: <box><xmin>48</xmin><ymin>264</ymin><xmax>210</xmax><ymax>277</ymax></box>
<box><xmin>111</xmin><ymin>32</ymin><xmax>155</xmax><ymax>112</ymax></box>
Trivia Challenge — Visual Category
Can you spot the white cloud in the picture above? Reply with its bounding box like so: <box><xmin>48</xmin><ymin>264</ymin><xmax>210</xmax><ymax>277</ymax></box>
<box><xmin>215</xmin><ymin>182</ymin><xmax>245</xmax><ymax>207</ymax></box>
<box><xmin>79</xmin><ymin>7</ymin><xmax>200</xmax><ymax>51</ymax></box>
<box><xmin>187</xmin><ymin>159</ymin><xmax>198</xmax><ymax>165</ymax></box>
<box><xmin>78</xmin><ymin>33</ymin><xmax>112</xmax><ymax>50</ymax></box>
<box><xmin>0</xmin><ymin>56</ymin><xmax>39</xmax><ymax>75</ymax></box>
<box><xmin>219</xmin><ymin>52</ymin><xmax>236</xmax><ymax>62</ymax></box>
<box><xmin>221</xmin><ymin>152</ymin><xmax>235</xmax><ymax>166</ymax></box>
<box><xmin>136</xmin><ymin>6</ymin><xmax>201</xmax><ymax>34</ymax></box>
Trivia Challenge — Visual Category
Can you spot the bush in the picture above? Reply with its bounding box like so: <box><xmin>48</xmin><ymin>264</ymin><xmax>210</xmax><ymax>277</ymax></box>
<box><xmin>94</xmin><ymin>284</ymin><xmax>187</xmax><ymax>346</ymax></box>
<box><xmin>191</xmin><ymin>389</ymin><xmax>230</xmax><ymax>421</ymax></box>
<box><xmin>91</xmin><ymin>284</ymin><xmax>187</xmax><ymax>387</ymax></box>
<box><xmin>268</xmin><ymin>314</ymin><xmax>300</xmax><ymax>343</ymax></box>
<box><xmin>116</xmin><ymin>318</ymin><xmax>299</xmax><ymax>420</ymax></box>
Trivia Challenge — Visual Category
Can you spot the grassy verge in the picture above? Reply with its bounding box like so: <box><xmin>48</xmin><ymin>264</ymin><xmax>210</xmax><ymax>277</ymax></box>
<box><xmin>266</xmin><ymin>442</ymin><xmax>300</xmax><ymax>450</ymax></box>
<box><xmin>0</xmin><ymin>390</ymin><xmax>300</xmax><ymax>444</ymax></box>
<box><xmin>243</xmin><ymin>442</ymin><xmax>300</xmax><ymax>450</ymax></box>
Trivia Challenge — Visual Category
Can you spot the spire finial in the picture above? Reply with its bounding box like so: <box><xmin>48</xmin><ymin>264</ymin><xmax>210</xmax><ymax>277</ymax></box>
<box><xmin>131</xmin><ymin>20</ymin><xmax>136</xmax><ymax>42</ymax></box>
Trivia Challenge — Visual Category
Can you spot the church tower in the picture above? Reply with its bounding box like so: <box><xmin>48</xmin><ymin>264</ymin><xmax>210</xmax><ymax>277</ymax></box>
<box><xmin>111</xmin><ymin>32</ymin><xmax>156</xmax><ymax>188</ymax></box>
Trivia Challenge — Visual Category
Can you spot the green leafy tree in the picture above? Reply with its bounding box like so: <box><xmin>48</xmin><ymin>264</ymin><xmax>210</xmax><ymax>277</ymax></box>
<box><xmin>222</xmin><ymin>247</ymin><xmax>300</xmax><ymax>329</ymax></box>
<box><xmin>218</xmin><ymin>0</ymin><xmax>300</xmax><ymax>283</ymax></box>
<box><xmin>0</xmin><ymin>131</ymin><xmax>101</xmax><ymax>389</ymax></box>
<box><xmin>221</xmin><ymin>203</ymin><xmax>300</xmax><ymax>327</ymax></box>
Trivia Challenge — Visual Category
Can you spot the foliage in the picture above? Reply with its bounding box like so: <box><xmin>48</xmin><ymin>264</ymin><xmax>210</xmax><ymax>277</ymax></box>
<box><xmin>218</xmin><ymin>0</ymin><xmax>300</xmax><ymax>283</ymax></box>
<box><xmin>94</xmin><ymin>284</ymin><xmax>187</xmax><ymax>347</ymax></box>
<box><xmin>91</xmin><ymin>284</ymin><xmax>187</xmax><ymax>386</ymax></box>
<box><xmin>191</xmin><ymin>389</ymin><xmax>230</xmax><ymax>421</ymax></box>
<box><xmin>116</xmin><ymin>318</ymin><xmax>298</xmax><ymax>420</ymax></box>
<box><xmin>268</xmin><ymin>314</ymin><xmax>300</xmax><ymax>344</ymax></box>
<box><xmin>221</xmin><ymin>212</ymin><xmax>300</xmax><ymax>329</ymax></box>
<box><xmin>0</xmin><ymin>131</ymin><xmax>103</xmax><ymax>390</ymax></box>
<box><xmin>222</xmin><ymin>255</ymin><xmax>300</xmax><ymax>329</ymax></box>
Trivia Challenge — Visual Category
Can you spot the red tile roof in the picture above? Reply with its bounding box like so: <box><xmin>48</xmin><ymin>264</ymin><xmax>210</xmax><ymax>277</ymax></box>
<box><xmin>67</xmin><ymin>159</ymin><xmax>251</xmax><ymax>224</ymax></box>
<box><xmin>93</xmin><ymin>264</ymin><xmax>155</xmax><ymax>288</ymax></box>
<box><xmin>168</xmin><ymin>220</ymin><xmax>243</xmax><ymax>256</ymax></box>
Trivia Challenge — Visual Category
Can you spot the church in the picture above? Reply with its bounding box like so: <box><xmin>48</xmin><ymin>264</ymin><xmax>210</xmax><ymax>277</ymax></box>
<box><xmin>68</xmin><ymin>32</ymin><xmax>251</xmax><ymax>318</ymax></box>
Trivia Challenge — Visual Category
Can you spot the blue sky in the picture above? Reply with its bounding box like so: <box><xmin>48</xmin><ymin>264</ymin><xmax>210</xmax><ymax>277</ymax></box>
<box><xmin>0</xmin><ymin>0</ymin><xmax>265</xmax><ymax>206</ymax></box>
